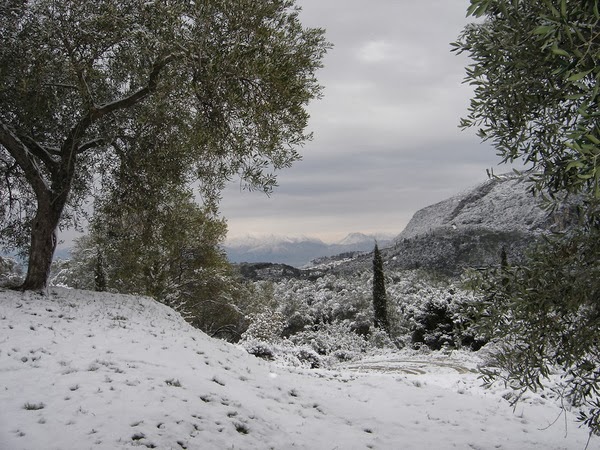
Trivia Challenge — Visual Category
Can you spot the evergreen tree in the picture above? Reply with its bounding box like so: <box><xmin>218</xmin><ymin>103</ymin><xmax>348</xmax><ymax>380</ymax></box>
<box><xmin>94</xmin><ymin>251</ymin><xmax>106</xmax><ymax>292</ymax></box>
<box><xmin>372</xmin><ymin>243</ymin><xmax>389</xmax><ymax>332</ymax></box>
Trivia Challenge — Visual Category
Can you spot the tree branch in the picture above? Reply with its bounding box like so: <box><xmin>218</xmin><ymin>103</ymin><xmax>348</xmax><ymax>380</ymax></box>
<box><xmin>93</xmin><ymin>53</ymin><xmax>177</xmax><ymax>118</ymax></box>
<box><xmin>0</xmin><ymin>121</ymin><xmax>50</xmax><ymax>198</ymax></box>
<box><xmin>17</xmin><ymin>134</ymin><xmax>59</xmax><ymax>170</ymax></box>
<box><xmin>77</xmin><ymin>138</ymin><xmax>109</xmax><ymax>155</ymax></box>
<box><xmin>62</xmin><ymin>53</ymin><xmax>178</xmax><ymax>162</ymax></box>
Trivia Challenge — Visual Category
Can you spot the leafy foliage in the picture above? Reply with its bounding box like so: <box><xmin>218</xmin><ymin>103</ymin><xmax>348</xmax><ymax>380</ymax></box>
<box><xmin>453</xmin><ymin>0</ymin><xmax>600</xmax><ymax>200</ymax></box>
<box><xmin>0</xmin><ymin>0</ymin><xmax>330</xmax><ymax>288</ymax></box>
<box><xmin>469</xmin><ymin>229</ymin><xmax>600</xmax><ymax>434</ymax></box>
<box><xmin>455</xmin><ymin>0</ymin><xmax>600</xmax><ymax>435</ymax></box>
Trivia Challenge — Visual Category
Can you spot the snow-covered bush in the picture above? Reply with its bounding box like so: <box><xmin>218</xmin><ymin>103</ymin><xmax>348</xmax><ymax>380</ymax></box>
<box><xmin>241</xmin><ymin>310</ymin><xmax>286</xmax><ymax>343</ymax></box>
<box><xmin>289</xmin><ymin>321</ymin><xmax>370</xmax><ymax>361</ymax></box>
<box><xmin>0</xmin><ymin>256</ymin><xmax>23</xmax><ymax>287</ymax></box>
<box><xmin>394</xmin><ymin>277</ymin><xmax>485</xmax><ymax>351</ymax></box>
<box><xmin>368</xmin><ymin>327</ymin><xmax>398</xmax><ymax>349</ymax></box>
<box><xmin>240</xmin><ymin>338</ymin><xmax>324</xmax><ymax>368</ymax></box>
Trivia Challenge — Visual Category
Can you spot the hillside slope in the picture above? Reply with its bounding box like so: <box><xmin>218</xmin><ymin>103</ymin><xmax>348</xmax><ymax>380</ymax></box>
<box><xmin>396</xmin><ymin>175</ymin><xmax>573</xmax><ymax>241</ymax></box>
<box><xmin>0</xmin><ymin>288</ymin><xmax>593</xmax><ymax>449</ymax></box>
<box><xmin>321</xmin><ymin>175</ymin><xmax>579</xmax><ymax>276</ymax></box>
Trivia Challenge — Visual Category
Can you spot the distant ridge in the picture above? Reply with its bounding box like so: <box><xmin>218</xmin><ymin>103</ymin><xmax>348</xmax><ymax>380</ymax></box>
<box><xmin>224</xmin><ymin>232</ymin><xmax>394</xmax><ymax>267</ymax></box>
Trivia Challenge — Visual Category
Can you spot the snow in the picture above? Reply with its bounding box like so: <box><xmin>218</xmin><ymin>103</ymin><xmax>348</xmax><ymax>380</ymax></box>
<box><xmin>0</xmin><ymin>288</ymin><xmax>595</xmax><ymax>449</ymax></box>
<box><xmin>395</xmin><ymin>175</ymin><xmax>558</xmax><ymax>241</ymax></box>
<box><xmin>225</xmin><ymin>234</ymin><xmax>325</xmax><ymax>248</ymax></box>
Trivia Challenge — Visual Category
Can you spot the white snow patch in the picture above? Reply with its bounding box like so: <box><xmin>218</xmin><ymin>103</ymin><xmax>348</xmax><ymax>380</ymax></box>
<box><xmin>0</xmin><ymin>288</ymin><xmax>594</xmax><ymax>449</ymax></box>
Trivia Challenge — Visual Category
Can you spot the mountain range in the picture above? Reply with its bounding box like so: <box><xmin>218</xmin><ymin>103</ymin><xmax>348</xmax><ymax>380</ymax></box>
<box><xmin>236</xmin><ymin>174</ymin><xmax>581</xmax><ymax>280</ymax></box>
<box><xmin>325</xmin><ymin>174</ymin><xmax>580</xmax><ymax>276</ymax></box>
<box><xmin>224</xmin><ymin>232</ymin><xmax>395</xmax><ymax>267</ymax></box>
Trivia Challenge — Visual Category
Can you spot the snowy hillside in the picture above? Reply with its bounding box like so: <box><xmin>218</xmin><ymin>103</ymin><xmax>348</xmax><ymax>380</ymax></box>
<box><xmin>0</xmin><ymin>288</ymin><xmax>594</xmax><ymax>449</ymax></box>
<box><xmin>395</xmin><ymin>174</ymin><xmax>575</xmax><ymax>241</ymax></box>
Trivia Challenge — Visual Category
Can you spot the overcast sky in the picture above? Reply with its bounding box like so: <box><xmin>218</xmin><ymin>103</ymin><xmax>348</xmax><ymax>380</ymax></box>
<box><xmin>221</xmin><ymin>0</ymin><xmax>507</xmax><ymax>243</ymax></box>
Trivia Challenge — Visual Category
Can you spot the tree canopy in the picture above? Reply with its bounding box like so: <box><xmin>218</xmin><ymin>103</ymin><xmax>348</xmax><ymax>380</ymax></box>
<box><xmin>453</xmin><ymin>0</ymin><xmax>600</xmax><ymax>202</ymax></box>
<box><xmin>0</xmin><ymin>0</ymin><xmax>330</xmax><ymax>289</ymax></box>
<box><xmin>455</xmin><ymin>0</ymin><xmax>600</xmax><ymax>435</ymax></box>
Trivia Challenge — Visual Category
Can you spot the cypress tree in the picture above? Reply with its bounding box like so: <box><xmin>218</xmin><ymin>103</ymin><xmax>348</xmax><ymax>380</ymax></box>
<box><xmin>94</xmin><ymin>251</ymin><xmax>107</xmax><ymax>292</ymax></box>
<box><xmin>372</xmin><ymin>243</ymin><xmax>389</xmax><ymax>332</ymax></box>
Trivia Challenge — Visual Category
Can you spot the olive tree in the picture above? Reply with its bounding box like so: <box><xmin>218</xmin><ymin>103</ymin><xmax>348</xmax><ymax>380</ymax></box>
<box><xmin>453</xmin><ymin>0</ymin><xmax>600</xmax><ymax>200</ymax></box>
<box><xmin>454</xmin><ymin>0</ymin><xmax>600</xmax><ymax>435</ymax></box>
<box><xmin>0</xmin><ymin>0</ymin><xmax>329</xmax><ymax>290</ymax></box>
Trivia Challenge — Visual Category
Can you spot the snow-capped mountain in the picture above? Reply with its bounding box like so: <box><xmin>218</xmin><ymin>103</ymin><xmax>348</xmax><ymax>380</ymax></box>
<box><xmin>224</xmin><ymin>233</ymin><xmax>394</xmax><ymax>267</ymax></box>
<box><xmin>395</xmin><ymin>173</ymin><xmax>574</xmax><ymax>242</ymax></box>
<box><xmin>336</xmin><ymin>232</ymin><xmax>392</xmax><ymax>246</ymax></box>
<box><xmin>321</xmin><ymin>174</ymin><xmax>581</xmax><ymax>276</ymax></box>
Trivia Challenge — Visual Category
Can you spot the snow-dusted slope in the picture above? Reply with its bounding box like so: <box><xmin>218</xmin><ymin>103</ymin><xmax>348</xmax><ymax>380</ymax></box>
<box><xmin>0</xmin><ymin>288</ymin><xmax>593</xmax><ymax>449</ymax></box>
<box><xmin>396</xmin><ymin>175</ymin><xmax>572</xmax><ymax>241</ymax></box>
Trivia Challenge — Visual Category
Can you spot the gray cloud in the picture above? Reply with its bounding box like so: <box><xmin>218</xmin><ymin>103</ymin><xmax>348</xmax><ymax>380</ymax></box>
<box><xmin>220</xmin><ymin>0</ymin><xmax>511</xmax><ymax>242</ymax></box>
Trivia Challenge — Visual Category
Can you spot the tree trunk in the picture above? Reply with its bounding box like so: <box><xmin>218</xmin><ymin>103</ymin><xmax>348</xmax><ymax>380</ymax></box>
<box><xmin>21</xmin><ymin>206</ymin><xmax>60</xmax><ymax>290</ymax></box>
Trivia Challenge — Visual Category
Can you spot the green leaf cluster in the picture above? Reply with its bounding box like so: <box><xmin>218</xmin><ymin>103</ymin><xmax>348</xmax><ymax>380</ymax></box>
<box><xmin>469</xmin><ymin>229</ymin><xmax>600</xmax><ymax>435</ymax></box>
<box><xmin>454</xmin><ymin>0</ymin><xmax>600</xmax><ymax>200</ymax></box>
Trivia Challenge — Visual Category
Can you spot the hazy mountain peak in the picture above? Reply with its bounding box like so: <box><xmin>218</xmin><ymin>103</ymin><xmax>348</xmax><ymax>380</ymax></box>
<box><xmin>224</xmin><ymin>232</ymin><xmax>394</xmax><ymax>267</ymax></box>
<box><xmin>337</xmin><ymin>232</ymin><xmax>394</xmax><ymax>246</ymax></box>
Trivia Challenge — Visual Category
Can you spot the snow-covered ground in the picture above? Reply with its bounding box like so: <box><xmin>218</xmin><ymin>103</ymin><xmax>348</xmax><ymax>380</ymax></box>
<box><xmin>0</xmin><ymin>288</ymin><xmax>595</xmax><ymax>449</ymax></box>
